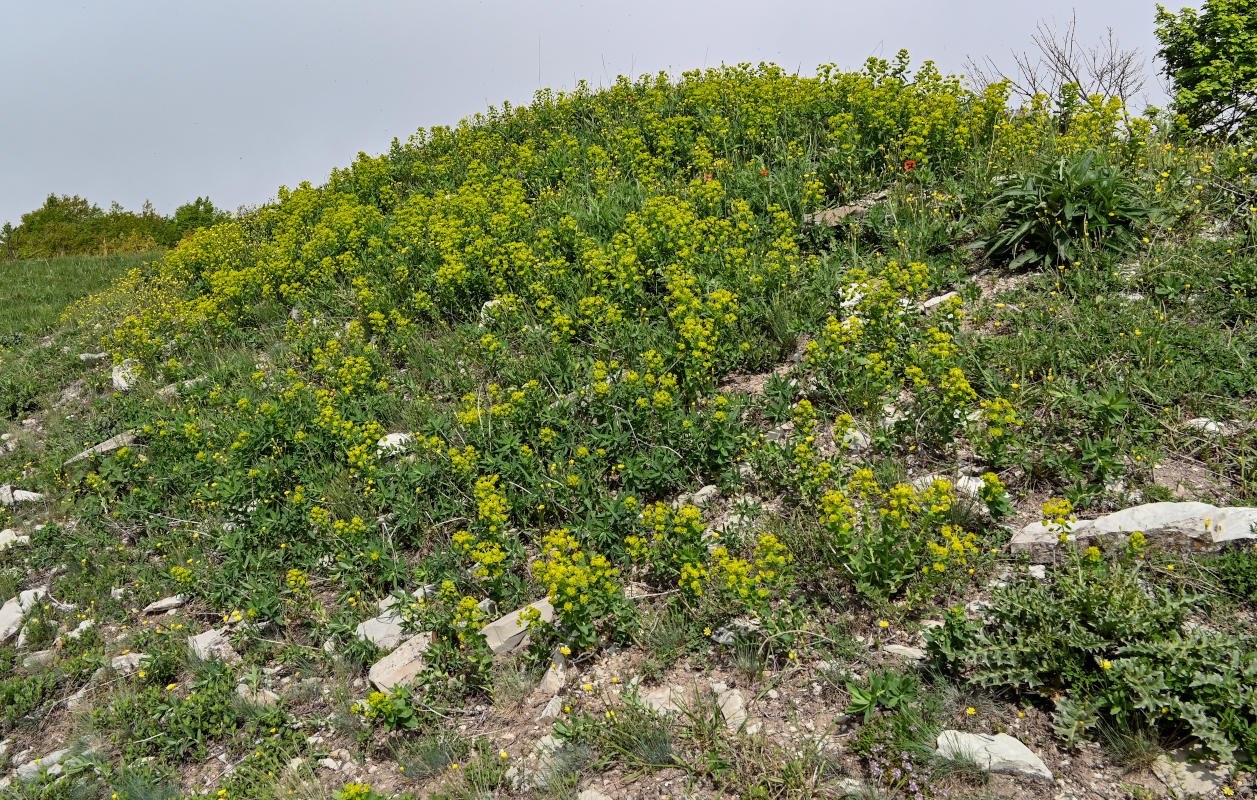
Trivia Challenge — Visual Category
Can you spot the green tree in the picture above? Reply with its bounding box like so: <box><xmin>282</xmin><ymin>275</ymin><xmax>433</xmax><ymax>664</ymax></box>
<box><xmin>172</xmin><ymin>196</ymin><xmax>230</xmax><ymax>239</ymax></box>
<box><xmin>1156</xmin><ymin>0</ymin><xmax>1257</xmax><ymax>138</ymax></box>
<box><xmin>7</xmin><ymin>194</ymin><xmax>104</xmax><ymax>258</ymax></box>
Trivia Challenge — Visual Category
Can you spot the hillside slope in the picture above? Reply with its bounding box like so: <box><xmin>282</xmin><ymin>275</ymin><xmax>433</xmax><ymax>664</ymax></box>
<box><xmin>1</xmin><ymin>58</ymin><xmax>1256</xmax><ymax>799</ymax></box>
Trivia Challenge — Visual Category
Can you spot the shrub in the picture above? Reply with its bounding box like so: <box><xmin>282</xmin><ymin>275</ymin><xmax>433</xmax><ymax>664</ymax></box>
<box><xmin>1156</xmin><ymin>0</ymin><xmax>1257</xmax><ymax>139</ymax></box>
<box><xmin>530</xmin><ymin>527</ymin><xmax>632</xmax><ymax>652</ymax></box>
<box><xmin>981</xmin><ymin>150</ymin><xmax>1152</xmax><ymax>269</ymax></box>
<box><xmin>927</xmin><ymin>557</ymin><xmax>1257</xmax><ymax>762</ymax></box>
<box><xmin>812</xmin><ymin>474</ymin><xmax>989</xmax><ymax>601</ymax></box>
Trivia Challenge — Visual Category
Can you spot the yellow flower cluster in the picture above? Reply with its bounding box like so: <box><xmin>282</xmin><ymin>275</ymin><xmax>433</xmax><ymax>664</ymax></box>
<box><xmin>530</xmin><ymin>528</ymin><xmax>623</xmax><ymax>649</ymax></box>
<box><xmin>710</xmin><ymin>532</ymin><xmax>794</xmax><ymax>608</ymax></box>
<box><xmin>627</xmin><ymin>502</ymin><xmax>705</xmax><ymax>564</ymax></box>
<box><xmin>926</xmin><ymin>524</ymin><xmax>979</xmax><ymax>572</ymax></box>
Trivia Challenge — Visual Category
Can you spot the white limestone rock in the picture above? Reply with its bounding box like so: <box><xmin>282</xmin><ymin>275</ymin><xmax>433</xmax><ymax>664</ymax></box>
<box><xmin>188</xmin><ymin>627</ymin><xmax>241</xmax><ymax>664</ymax></box>
<box><xmin>236</xmin><ymin>683</ymin><xmax>280</xmax><ymax>706</ymax></box>
<box><xmin>1152</xmin><ymin>749</ymin><xmax>1229</xmax><ymax>798</ymax></box>
<box><xmin>539</xmin><ymin>695</ymin><xmax>564</xmax><ymax>722</ymax></box>
<box><xmin>805</xmin><ymin>206</ymin><xmax>868</xmax><ymax>227</ymax></box>
<box><xmin>1010</xmin><ymin>501</ymin><xmax>1257</xmax><ymax>562</ymax></box>
<box><xmin>0</xmin><ymin>528</ymin><xmax>30</xmax><ymax>551</ymax></box>
<box><xmin>537</xmin><ymin>646</ymin><xmax>568</xmax><ymax>696</ymax></box>
<box><xmin>61</xmin><ymin>619</ymin><xmax>94</xmax><ymax>642</ymax></box>
<box><xmin>710</xmin><ymin>617</ymin><xmax>761</xmax><ymax>646</ymax></box>
<box><xmin>22</xmin><ymin>650</ymin><xmax>55</xmax><ymax>670</ymax></box>
<box><xmin>716</xmin><ymin>687</ymin><xmax>747</xmax><ymax>731</ymax></box>
<box><xmin>639</xmin><ymin>684</ymin><xmax>687</xmax><ymax>716</ymax></box>
<box><xmin>935</xmin><ymin>730</ymin><xmax>1051</xmax><ymax>782</ymax></box>
<box><xmin>677</xmin><ymin>484</ymin><xmax>719</xmax><ymax>508</ymax></box>
<box><xmin>375</xmin><ymin>433</ymin><xmax>413</xmax><ymax>457</ymax></box>
<box><xmin>354</xmin><ymin>611</ymin><xmax>405</xmax><ymax>652</ymax></box>
<box><xmin>921</xmin><ymin>291</ymin><xmax>959</xmax><ymax>311</ymax></box>
<box><xmin>1183</xmin><ymin>417</ymin><xmax>1232</xmax><ymax>435</ymax></box>
<box><xmin>64</xmin><ymin>431</ymin><xmax>138</xmax><ymax>466</ymax></box>
<box><xmin>142</xmin><ymin>594</ymin><xmax>187</xmax><ymax>614</ymax></box>
<box><xmin>838</xmin><ymin>427</ymin><xmax>871</xmax><ymax>453</ymax></box>
<box><xmin>883</xmin><ymin>644</ymin><xmax>926</xmax><ymax>661</ymax></box>
<box><xmin>368</xmin><ymin>632</ymin><xmax>433</xmax><ymax>692</ymax></box>
<box><xmin>112</xmin><ymin>360</ymin><xmax>140</xmax><ymax>391</ymax></box>
<box><xmin>110</xmin><ymin>652</ymin><xmax>148</xmax><ymax>676</ymax></box>
<box><xmin>0</xmin><ymin>588</ymin><xmax>47</xmax><ymax>644</ymax></box>
<box><xmin>481</xmin><ymin>599</ymin><xmax>554</xmax><ymax>655</ymax></box>
<box><xmin>16</xmin><ymin>748</ymin><xmax>69</xmax><ymax>782</ymax></box>
<box><xmin>0</xmin><ymin>485</ymin><xmax>44</xmax><ymax>506</ymax></box>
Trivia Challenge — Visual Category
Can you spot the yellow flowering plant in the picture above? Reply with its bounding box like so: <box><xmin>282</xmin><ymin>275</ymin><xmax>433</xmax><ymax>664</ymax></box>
<box><xmin>529</xmin><ymin>528</ymin><xmax>632</xmax><ymax>652</ymax></box>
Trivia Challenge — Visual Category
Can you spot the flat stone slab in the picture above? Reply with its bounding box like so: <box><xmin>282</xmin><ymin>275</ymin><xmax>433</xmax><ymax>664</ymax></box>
<box><xmin>188</xmin><ymin>627</ymin><xmax>241</xmax><ymax>664</ymax></box>
<box><xmin>0</xmin><ymin>588</ymin><xmax>47</xmax><ymax>644</ymax></box>
<box><xmin>236</xmin><ymin>683</ymin><xmax>280</xmax><ymax>706</ymax></box>
<box><xmin>156</xmin><ymin>377</ymin><xmax>206</xmax><ymax>401</ymax></box>
<box><xmin>110</xmin><ymin>652</ymin><xmax>148</xmax><ymax>675</ymax></box>
<box><xmin>1010</xmin><ymin>501</ymin><xmax>1257</xmax><ymax>562</ymax></box>
<box><xmin>921</xmin><ymin>291</ymin><xmax>959</xmax><ymax>311</ymax></box>
<box><xmin>19</xmin><ymin>588</ymin><xmax>46</xmax><ymax>610</ymax></box>
<box><xmin>909</xmin><ymin>473</ymin><xmax>990</xmax><ymax>500</ymax></box>
<box><xmin>482</xmin><ymin>599</ymin><xmax>554</xmax><ymax>655</ymax></box>
<box><xmin>64</xmin><ymin>431</ymin><xmax>138</xmax><ymax>466</ymax></box>
<box><xmin>639</xmin><ymin>684</ymin><xmax>687</xmax><ymax>715</ymax></box>
<box><xmin>1153</xmin><ymin>749</ymin><xmax>1229</xmax><ymax>798</ymax></box>
<box><xmin>936</xmin><ymin>730</ymin><xmax>1052</xmax><ymax>782</ymax></box>
<box><xmin>22</xmin><ymin>649</ymin><xmax>55</xmax><ymax>670</ymax></box>
<box><xmin>674</xmin><ymin>484</ymin><xmax>718</xmax><ymax>508</ymax></box>
<box><xmin>353</xmin><ymin>589</ymin><xmax>435</xmax><ymax>651</ymax></box>
<box><xmin>16</xmin><ymin>748</ymin><xmax>69</xmax><ymax>782</ymax></box>
<box><xmin>0</xmin><ymin>485</ymin><xmax>44</xmax><ymax>506</ymax></box>
<box><xmin>142</xmin><ymin>594</ymin><xmax>187</xmax><ymax>614</ymax></box>
<box><xmin>0</xmin><ymin>528</ymin><xmax>30</xmax><ymax>551</ymax></box>
<box><xmin>375</xmin><ymin>433</ymin><xmax>413</xmax><ymax>457</ymax></box>
<box><xmin>354</xmin><ymin>610</ymin><xmax>405</xmax><ymax>652</ymax></box>
<box><xmin>804</xmin><ymin>205</ymin><xmax>867</xmax><ymax>226</ymax></box>
<box><xmin>716</xmin><ymin>687</ymin><xmax>747</xmax><ymax>731</ymax></box>
<box><xmin>539</xmin><ymin>695</ymin><xmax>564</xmax><ymax>722</ymax></box>
<box><xmin>883</xmin><ymin>644</ymin><xmax>926</xmax><ymax>661</ymax></box>
<box><xmin>368</xmin><ymin>632</ymin><xmax>433</xmax><ymax>691</ymax></box>
<box><xmin>61</xmin><ymin>619</ymin><xmax>94</xmax><ymax>641</ymax></box>
<box><xmin>1182</xmin><ymin>417</ymin><xmax>1235</xmax><ymax>435</ymax></box>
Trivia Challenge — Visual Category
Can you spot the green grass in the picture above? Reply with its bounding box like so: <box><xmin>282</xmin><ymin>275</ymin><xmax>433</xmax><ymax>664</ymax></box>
<box><xmin>0</xmin><ymin>252</ymin><xmax>156</xmax><ymax>342</ymax></box>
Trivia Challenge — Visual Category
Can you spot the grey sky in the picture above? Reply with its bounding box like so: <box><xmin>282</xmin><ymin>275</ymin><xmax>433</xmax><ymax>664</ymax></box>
<box><xmin>1</xmin><ymin>0</ymin><xmax>1171</xmax><ymax>227</ymax></box>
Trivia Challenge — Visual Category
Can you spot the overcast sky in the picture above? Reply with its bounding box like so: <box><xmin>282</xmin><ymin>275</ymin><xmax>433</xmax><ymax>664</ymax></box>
<box><xmin>0</xmin><ymin>0</ymin><xmax>1173</xmax><ymax>227</ymax></box>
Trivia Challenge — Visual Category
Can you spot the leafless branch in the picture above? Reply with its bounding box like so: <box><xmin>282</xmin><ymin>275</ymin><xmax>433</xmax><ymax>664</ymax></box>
<box><xmin>966</xmin><ymin>10</ymin><xmax>1148</xmax><ymax>107</ymax></box>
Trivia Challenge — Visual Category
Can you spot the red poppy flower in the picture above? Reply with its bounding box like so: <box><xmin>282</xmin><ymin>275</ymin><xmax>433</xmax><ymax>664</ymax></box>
<box><xmin>703</xmin><ymin>173</ymin><xmax>712</xmax><ymax>181</ymax></box>
<box><xmin>759</xmin><ymin>169</ymin><xmax>768</xmax><ymax>175</ymax></box>
<box><xmin>904</xmin><ymin>160</ymin><xmax>916</xmax><ymax>171</ymax></box>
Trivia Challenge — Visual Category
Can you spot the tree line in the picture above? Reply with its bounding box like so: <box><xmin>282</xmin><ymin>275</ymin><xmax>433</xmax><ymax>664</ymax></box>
<box><xmin>0</xmin><ymin>194</ymin><xmax>230</xmax><ymax>260</ymax></box>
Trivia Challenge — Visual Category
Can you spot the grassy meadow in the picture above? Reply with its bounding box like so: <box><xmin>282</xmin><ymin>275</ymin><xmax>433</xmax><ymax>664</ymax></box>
<box><xmin>0</xmin><ymin>253</ymin><xmax>156</xmax><ymax>342</ymax></box>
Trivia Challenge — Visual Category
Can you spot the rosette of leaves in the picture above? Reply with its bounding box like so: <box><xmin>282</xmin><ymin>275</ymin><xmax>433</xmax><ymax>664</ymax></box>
<box><xmin>980</xmin><ymin>150</ymin><xmax>1152</xmax><ymax>269</ymax></box>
